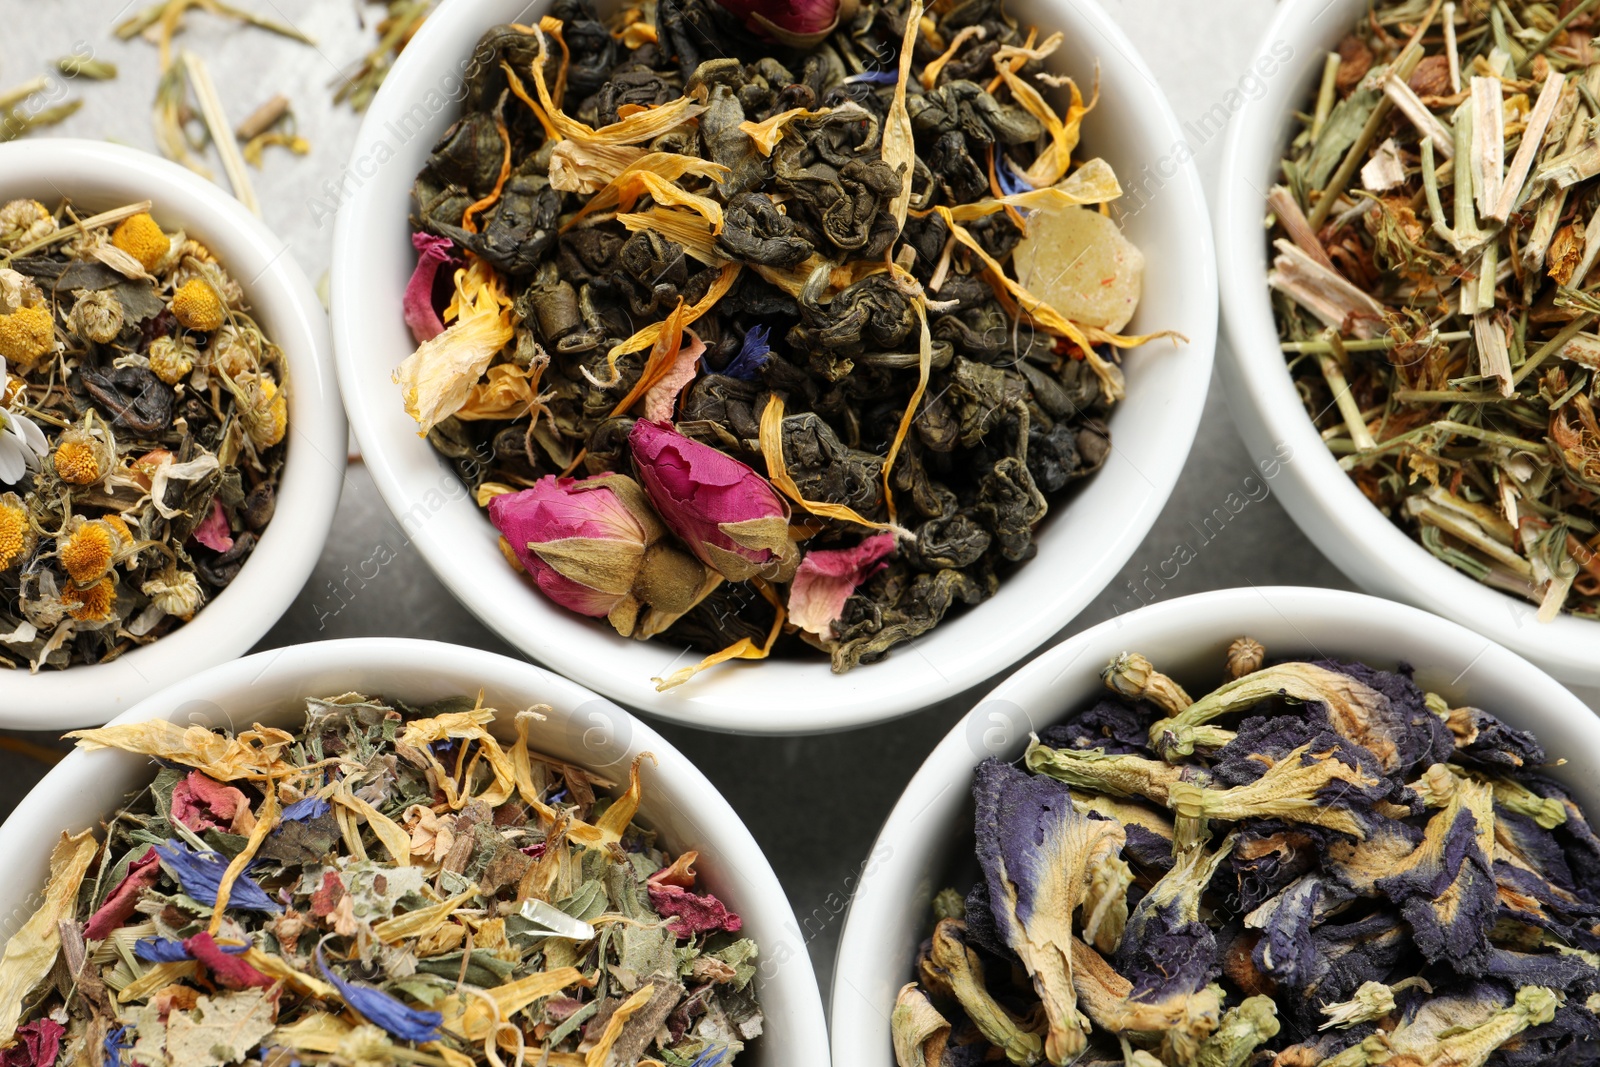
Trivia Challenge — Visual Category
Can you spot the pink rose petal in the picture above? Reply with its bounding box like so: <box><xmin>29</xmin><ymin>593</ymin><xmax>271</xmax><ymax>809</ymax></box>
<box><xmin>404</xmin><ymin>232</ymin><xmax>460</xmax><ymax>344</ymax></box>
<box><xmin>788</xmin><ymin>533</ymin><xmax>897</xmax><ymax>636</ymax></box>
<box><xmin>184</xmin><ymin>932</ymin><xmax>275</xmax><ymax>990</ymax></box>
<box><xmin>85</xmin><ymin>846</ymin><xmax>160</xmax><ymax>940</ymax></box>
<box><xmin>0</xmin><ymin>1019</ymin><xmax>64</xmax><ymax>1067</ymax></box>
<box><xmin>192</xmin><ymin>497</ymin><xmax>234</xmax><ymax>553</ymax></box>
<box><xmin>171</xmin><ymin>771</ymin><xmax>252</xmax><ymax>834</ymax></box>
<box><xmin>643</xmin><ymin>330</ymin><xmax>706</xmax><ymax>423</ymax></box>
<box><xmin>647</xmin><ymin>882</ymin><xmax>743</xmax><ymax>940</ymax></box>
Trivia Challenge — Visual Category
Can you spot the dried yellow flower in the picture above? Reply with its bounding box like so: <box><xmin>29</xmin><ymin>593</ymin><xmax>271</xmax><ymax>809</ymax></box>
<box><xmin>141</xmin><ymin>566</ymin><xmax>203</xmax><ymax>618</ymax></box>
<box><xmin>58</xmin><ymin>518</ymin><xmax>118</xmax><ymax>583</ymax></box>
<box><xmin>242</xmin><ymin>374</ymin><xmax>288</xmax><ymax>449</ymax></box>
<box><xmin>170</xmin><ymin>279</ymin><xmax>225</xmax><ymax>331</ymax></box>
<box><xmin>69</xmin><ymin>289</ymin><xmax>124</xmax><ymax>344</ymax></box>
<box><xmin>0</xmin><ymin>492</ymin><xmax>31</xmax><ymax>571</ymax></box>
<box><xmin>103</xmin><ymin>514</ymin><xmax>134</xmax><ymax>544</ymax></box>
<box><xmin>148</xmin><ymin>335</ymin><xmax>196</xmax><ymax>385</ymax></box>
<box><xmin>52</xmin><ymin>429</ymin><xmax>104</xmax><ymax>485</ymax></box>
<box><xmin>111</xmin><ymin>212</ymin><xmax>170</xmax><ymax>272</ymax></box>
<box><xmin>63</xmin><ymin>575</ymin><xmax>116</xmax><ymax>622</ymax></box>
<box><xmin>0</xmin><ymin>200</ymin><xmax>56</xmax><ymax>252</ymax></box>
<box><xmin>206</xmin><ymin>325</ymin><xmax>259</xmax><ymax>377</ymax></box>
<box><xmin>0</xmin><ymin>304</ymin><xmax>55</xmax><ymax>371</ymax></box>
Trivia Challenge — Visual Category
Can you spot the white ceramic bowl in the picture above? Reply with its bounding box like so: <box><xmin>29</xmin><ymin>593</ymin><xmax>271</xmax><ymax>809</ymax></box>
<box><xmin>329</xmin><ymin>0</ymin><xmax>1218</xmax><ymax>734</ymax></box>
<box><xmin>1216</xmin><ymin>2</ymin><xmax>1600</xmax><ymax>687</ymax></box>
<box><xmin>830</xmin><ymin>585</ymin><xmax>1600</xmax><ymax>1061</ymax></box>
<box><xmin>0</xmin><ymin>140</ymin><xmax>346</xmax><ymax>728</ymax></box>
<box><xmin>0</xmin><ymin>637</ymin><xmax>828</xmax><ymax>1064</ymax></box>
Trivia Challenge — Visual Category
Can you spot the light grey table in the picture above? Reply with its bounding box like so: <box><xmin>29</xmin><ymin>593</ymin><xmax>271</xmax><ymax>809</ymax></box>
<box><xmin>2</xmin><ymin>0</ymin><xmax>1572</xmax><ymax>1005</ymax></box>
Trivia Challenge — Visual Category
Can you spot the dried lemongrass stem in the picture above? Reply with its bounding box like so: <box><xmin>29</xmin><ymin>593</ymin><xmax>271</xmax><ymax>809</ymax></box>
<box><xmin>1470</xmin><ymin>76</ymin><xmax>1504</xmax><ymax>220</ymax></box>
<box><xmin>1472</xmin><ymin>311</ymin><xmax>1514</xmax><ymax>396</ymax></box>
<box><xmin>1311</xmin><ymin>52</ymin><xmax>1340</xmax><ymax>144</ymax></box>
<box><xmin>0</xmin><ymin>77</ymin><xmax>47</xmax><ymax>112</ymax></box>
<box><xmin>1282</xmin><ymin>330</ymin><xmax>1470</xmax><ymax>353</ymax></box>
<box><xmin>183</xmin><ymin>51</ymin><xmax>259</xmax><ymax>216</ymax></box>
<box><xmin>1307</xmin><ymin>46</ymin><xmax>1422</xmax><ymax>231</ymax></box>
<box><xmin>1267</xmin><ymin>185</ymin><xmax>1335</xmax><ymax>270</ymax></box>
<box><xmin>1318</xmin><ymin>333</ymin><xmax>1377</xmax><ymax>450</ymax></box>
<box><xmin>1385</xmin><ymin>73</ymin><xmax>1454</xmax><ymax>159</ymax></box>
<box><xmin>1489</xmin><ymin>69</ymin><xmax>1564</xmax><ymax>222</ymax></box>
<box><xmin>1268</xmin><ymin>239</ymin><xmax>1386</xmax><ymax>339</ymax></box>
<box><xmin>1516</xmin><ymin>0</ymin><xmax>1600</xmax><ymax>74</ymax></box>
<box><xmin>1444</xmin><ymin>2</ymin><xmax>1461</xmax><ymax>92</ymax></box>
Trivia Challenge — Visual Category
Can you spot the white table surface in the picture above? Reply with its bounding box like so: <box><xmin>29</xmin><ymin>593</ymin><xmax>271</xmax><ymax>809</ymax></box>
<box><xmin>5</xmin><ymin>0</ymin><xmax>1593</xmax><ymax>1005</ymax></box>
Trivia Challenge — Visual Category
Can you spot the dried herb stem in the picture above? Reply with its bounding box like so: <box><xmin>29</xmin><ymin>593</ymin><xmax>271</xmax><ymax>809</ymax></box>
<box><xmin>1308</xmin><ymin>46</ymin><xmax>1424</xmax><ymax>231</ymax></box>
<box><xmin>0</xmin><ymin>201</ymin><xmax>152</xmax><ymax>265</ymax></box>
<box><xmin>182</xmin><ymin>51</ymin><xmax>259</xmax><ymax>216</ymax></box>
<box><xmin>1318</xmin><ymin>335</ymin><xmax>1378</xmax><ymax>450</ymax></box>
<box><xmin>1312</xmin><ymin>52</ymin><xmax>1341</xmax><ymax>143</ymax></box>
<box><xmin>1281</xmin><ymin>330</ymin><xmax>1471</xmax><ymax>353</ymax></box>
<box><xmin>1516</xmin><ymin>0</ymin><xmax>1600</xmax><ymax>73</ymax></box>
<box><xmin>0</xmin><ymin>78</ymin><xmax>47</xmax><ymax>112</ymax></box>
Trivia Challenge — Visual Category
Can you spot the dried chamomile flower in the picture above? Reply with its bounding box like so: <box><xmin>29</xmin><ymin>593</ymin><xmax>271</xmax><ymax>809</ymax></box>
<box><xmin>170</xmin><ymin>279</ymin><xmax>226</xmax><ymax>331</ymax></box>
<box><xmin>147</xmin><ymin>334</ymin><xmax>197</xmax><ymax>385</ymax></box>
<box><xmin>0</xmin><ymin>491</ymin><xmax>34</xmax><ymax>570</ymax></box>
<box><xmin>68</xmin><ymin>288</ymin><xmax>124</xmax><ymax>344</ymax></box>
<box><xmin>110</xmin><ymin>212</ymin><xmax>170</xmax><ymax>272</ymax></box>
<box><xmin>239</xmin><ymin>373</ymin><xmax>288</xmax><ymax>449</ymax></box>
<box><xmin>62</xmin><ymin>574</ymin><xmax>117</xmax><ymax>623</ymax></box>
<box><xmin>141</xmin><ymin>566</ymin><xmax>204</xmax><ymax>618</ymax></box>
<box><xmin>51</xmin><ymin>424</ymin><xmax>112</xmax><ymax>486</ymax></box>
<box><xmin>0</xmin><ymin>199</ymin><xmax>55</xmax><ymax>251</ymax></box>
<box><xmin>0</xmin><ymin>304</ymin><xmax>54</xmax><ymax>372</ymax></box>
<box><xmin>205</xmin><ymin>323</ymin><xmax>261</xmax><ymax>377</ymax></box>
<box><xmin>56</xmin><ymin>516</ymin><xmax>122</xmax><ymax>584</ymax></box>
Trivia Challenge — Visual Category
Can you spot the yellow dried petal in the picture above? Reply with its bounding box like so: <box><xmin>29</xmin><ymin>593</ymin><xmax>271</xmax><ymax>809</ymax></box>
<box><xmin>0</xmin><ymin>830</ymin><xmax>98</xmax><ymax>1043</ymax></box>
<box><xmin>111</xmin><ymin>212</ymin><xmax>169</xmax><ymax>272</ymax></box>
<box><xmin>170</xmin><ymin>279</ymin><xmax>225</xmax><ymax>331</ymax></box>
<box><xmin>0</xmin><ymin>495</ymin><xmax>30</xmax><ymax>571</ymax></box>
<box><xmin>738</xmin><ymin>107</ymin><xmax>832</xmax><ymax>156</ymax></box>
<box><xmin>394</xmin><ymin>258</ymin><xmax>514</xmax><ymax>435</ymax></box>
<box><xmin>65</xmin><ymin>719</ymin><xmax>297</xmax><ymax>781</ymax></box>
<box><xmin>882</xmin><ymin>0</ymin><xmax>923</xmax><ymax>231</ymax></box>
<box><xmin>438</xmin><ymin>967</ymin><xmax>585</xmax><ymax>1041</ymax></box>
<box><xmin>564</xmin><ymin>153</ymin><xmax>731</xmax><ymax>233</ymax></box>
<box><xmin>0</xmin><ymin>304</ymin><xmax>55</xmax><ymax>371</ymax></box>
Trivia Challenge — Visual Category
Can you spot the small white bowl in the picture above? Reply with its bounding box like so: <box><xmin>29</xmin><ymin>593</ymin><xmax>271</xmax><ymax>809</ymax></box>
<box><xmin>0</xmin><ymin>637</ymin><xmax>829</xmax><ymax>1065</ymax></box>
<box><xmin>830</xmin><ymin>585</ymin><xmax>1600</xmax><ymax>1061</ymax></box>
<box><xmin>0</xmin><ymin>140</ymin><xmax>346</xmax><ymax>728</ymax></box>
<box><xmin>329</xmin><ymin>0</ymin><xmax>1218</xmax><ymax>734</ymax></box>
<box><xmin>1216</xmin><ymin>2</ymin><xmax>1600</xmax><ymax>687</ymax></box>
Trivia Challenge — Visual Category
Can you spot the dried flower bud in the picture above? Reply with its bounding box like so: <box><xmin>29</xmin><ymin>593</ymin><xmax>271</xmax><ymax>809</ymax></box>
<box><xmin>142</xmin><ymin>566</ymin><xmax>204</xmax><ymax>619</ymax></box>
<box><xmin>240</xmin><ymin>374</ymin><xmax>288</xmax><ymax>449</ymax></box>
<box><xmin>52</xmin><ymin>425</ymin><xmax>111</xmax><ymax>485</ymax></box>
<box><xmin>0</xmin><ymin>200</ymin><xmax>56</xmax><ymax>251</ymax></box>
<box><xmin>0</xmin><ymin>269</ymin><xmax>44</xmax><ymax>315</ymax></box>
<box><xmin>710</xmin><ymin>0</ymin><xmax>856</xmax><ymax>48</ymax></box>
<box><xmin>148</xmin><ymin>335</ymin><xmax>198</xmax><ymax>385</ymax></box>
<box><xmin>63</xmin><ymin>574</ymin><xmax>117</xmax><ymax>622</ymax></box>
<box><xmin>0</xmin><ymin>304</ymin><xmax>55</xmax><ymax>373</ymax></box>
<box><xmin>488</xmin><ymin>472</ymin><xmax>716</xmax><ymax>637</ymax></box>
<box><xmin>206</xmin><ymin>324</ymin><xmax>261</xmax><ymax>377</ymax></box>
<box><xmin>110</xmin><ymin>212</ymin><xmax>170</xmax><ymax>273</ymax></box>
<box><xmin>629</xmin><ymin>419</ymin><xmax>798</xmax><ymax>583</ymax></box>
<box><xmin>58</xmin><ymin>517</ymin><xmax>121</xmax><ymax>584</ymax></box>
<box><xmin>1102</xmin><ymin>652</ymin><xmax>1192</xmax><ymax>714</ymax></box>
<box><xmin>69</xmin><ymin>289</ymin><xmax>124</xmax><ymax>344</ymax></box>
<box><xmin>0</xmin><ymin>491</ymin><xmax>34</xmax><ymax>571</ymax></box>
<box><xmin>170</xmin><ymin>279</ymin><xmax>226</xmax><ymax>332</ymax></box>
<box><xmin>1225</xmin><ymin>636</ymin><xmax>1265</xmax><ymax>680</ymax></box>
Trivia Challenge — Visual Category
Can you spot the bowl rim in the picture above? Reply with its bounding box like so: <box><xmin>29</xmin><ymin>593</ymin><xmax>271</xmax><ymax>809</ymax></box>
<box><xmin>0</xmin><ymin>139</ymin><xmax>347</xmax><ymax>729</ymax></box>
<box><xmin>0</xmin><ymin>636</ymin><xmax>830</xmax><ymax>1064</ymax></box>
<box><xmin>1214</xmin><ymin>0</ymin><xmax>1600</xmax><ymax>686</ymax></box>
<box><xmin>328</xmin><ymin>0</ymin><xmax>1221</xmax><ymax>735</ymax></box>
<box><xmin>827</xmin><ymin>584</ymin><xmax>1600</xmax><ymax>1061</ymax></box>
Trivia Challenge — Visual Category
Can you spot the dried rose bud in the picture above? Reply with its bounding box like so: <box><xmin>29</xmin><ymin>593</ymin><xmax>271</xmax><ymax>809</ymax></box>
<box><xmin>488</xmin><ymin>472</ymin><xmax>715</xmax><ymax>638</ymax></box>
<box><xmin>711</xmin><ymin>0</ymin><xmax>857</xmax><ymax>48</ymax></box>
<box><xmin>629</xmin><ymin>419</ymin><xmax>798</xmax><ymax>583</ymax></box>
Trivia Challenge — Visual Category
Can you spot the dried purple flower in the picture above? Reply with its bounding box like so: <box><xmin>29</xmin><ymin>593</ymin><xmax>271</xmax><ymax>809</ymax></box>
<box><xmin>152</xmin><ymin>840</ymin><xmax>280</xmax><ymax>913</ymax></box>
<box><xmin>316</xmin><ymin>943</ymin><xmax>442</xmax><ymax>1043</ymax></box>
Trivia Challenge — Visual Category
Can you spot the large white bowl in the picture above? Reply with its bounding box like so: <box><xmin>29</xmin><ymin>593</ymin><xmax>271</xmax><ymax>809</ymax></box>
<box><xmin>1216</xmin><ymin>2</ymin><xmax>1600</xmax><ymax>687</ymax></box>
<box><xmin>329</xmin><ymin>0</ymin><xmax>1218</xmax><ymax>734</ymax></box>
<box><xmin>0</xmin><ymin>637</ymin><xmax>828</xmax><ymax>1065</ymax></box>
<box><xmin>830</xmin><ymin>585</ymin><xmax>1600</xmax><ymax>1062</ymax></box>
<box><xmin>0</xmin><ymin>140</ymin><xmax>346</xmax><ymax>728</ymax></box>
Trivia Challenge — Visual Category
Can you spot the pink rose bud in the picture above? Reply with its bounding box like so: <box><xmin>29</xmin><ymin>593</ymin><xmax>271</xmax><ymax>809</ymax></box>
<box><xmin>488</xmin><ymin>472</ymin><xmax>716</xmax><ymax>638</ymax></box>
<box><xmin>788</xmin><ymin>533</ymin><xmax>896</xmax><ymax>636</ymax></box>
<box><xmin>628</xmin><ymin>419</ymin><xmax>799</xmax><ymax>583</ymax></box>
<box><xmin>711</xmin><ymin>0</ymin><xmax>856</xmax><ymax>47</ymax></box>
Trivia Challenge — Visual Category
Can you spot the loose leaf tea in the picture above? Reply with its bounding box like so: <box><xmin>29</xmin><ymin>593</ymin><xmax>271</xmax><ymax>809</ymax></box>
<box><xmin>0</xmin><ymin>199</ymin><xmax>288</xmax><ymax>671</ymax></box>
<box><xmin>895</xmin><ymin>639</ymin><xmax>1600</xmax><ymax>1066</ymax></box>
<box><xmin>402</xmin><ymin>0</ymin><xmax>1173</xmax><ymax>686</ymax></box>
<box><xmin>0</xmin><ymin>690</ymin><xmax>762</xmax><ymax>1065</ymax></box>
<box><xmin>1269</xmin><ymin>0</ymin><xmax>1600</xmax><ymax>621</ymax></box>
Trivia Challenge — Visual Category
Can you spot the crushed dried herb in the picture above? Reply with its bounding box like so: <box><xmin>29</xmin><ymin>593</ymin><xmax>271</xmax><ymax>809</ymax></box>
<box><xmin>0</xmin><ymin>199</ymin><xmax>288</xmax><ymax>671</ymax></box>
<box><xmin>1270</xmin><ymin>0</ymin><xmax>1600</xmax><ymax>621</ymax></box>
<box><xmin>896</xmin><ymin>638</ymin><xmax>1600</xmax><ymax>1066</ymax></box>
<box><xmin>400</xmin><ymin>0</ymin><xmax>1169</xmax><ymax>687</ymax></box>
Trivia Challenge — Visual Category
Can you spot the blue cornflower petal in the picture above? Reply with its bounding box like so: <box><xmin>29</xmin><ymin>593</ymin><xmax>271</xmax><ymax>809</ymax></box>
<box><xmin>316</xmin><ymin>944</ymin><xmax>442</xmax><ymax>1043</ymax></box>
<box><xmin>844</xmin><ymin>70</ymin><xmax>899</xmax><ymax>85</ymax></box>
<box><xmin>134</xmin><ymin>936</ymin><xmax>248</xmax><ymax>962</ymax></box>
<box><xmin>722</xmin><ymin>325</ymin><xmax>772</xmax><ymax>381</ymax></box>
<box><xmin>280</xmin><ymin>796</ymin><xmax>330</xmax><ymax>822</ymax></box>
<box><xmin>996</xmin><ymin>154</ymin><xmax>1034</xmax><ymax>199</ymax></box>
<box><xmin>104</xmin><ymin>1025</ymin><xmax>133</xmax><ymax>1067</ymax></box>
<box><xmin>152</xmin><ymin>841</ymin><xmax>280</xmax><ymax>913</ymax></box>
<box><xmin>690</xmin><ymin>1048</ymin><xmax>728</xmax><ymax>1067</ymax></box>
